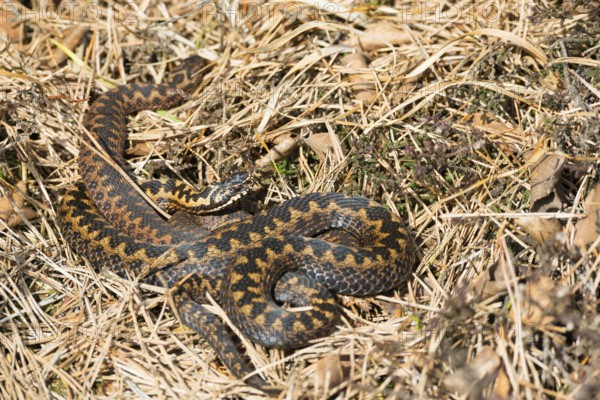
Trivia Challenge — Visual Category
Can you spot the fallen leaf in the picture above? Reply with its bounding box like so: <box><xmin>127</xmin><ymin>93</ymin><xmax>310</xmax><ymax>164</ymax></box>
<box><xmin>527</xmin><ymin>150</ymin><xmax>564</xmax><ymax>212</ymax></box>
<box><xmin>125</xmin><ymin>142</ymin><xmax>166</xmax><ymax>156</ymax></box>
<box><xmin>314</xmin><ymin>354</ymin><xmax>349</xmax><ymax>395</ymax></box>
<box><xmin>304</xmin><ymin>132</ymin><xmax>336</xmax><ymax>161</ymax></box>
<box><xmin>379</xmin><ymin>300</ymin><xmax>405</xmax><ymax>319</ymax></box>
<box><xmin>51</xmin><ymin>26</ymin><xmax>89</xmax><ymax>66</ymax></box>
<box><xmin>466</xmin><ymin>264</ymin><xmax>507</xmax><ymax>301</ymax></box>
<box><xmin>0</xmin><ymin>1</ymin><xmax>22</xmax><ymax>43</ymax></box>
<box><xmin>0</xmin><ymin>181</ymin><xmax>37</xmax><ymax>231</ymax></box>
<box><xmin>352</xmin><ymin>22</ymin><xmax>411</xmax><ymax>51</ymax></box>
<box><xmin>493</xmin><ymin>367</ymin><xmax>511</xmax><ymax>400</ymax></box>
<box><xmin>354</xmin><ymin>90</ymin><xmax>376</xmax><ymax>103</ymax></box>
<box><xmin>341</xmin><ymin>53</ymin><xmax>375</xmax><ymax>102</ymax></box>
<box><xmin>472</xmin><ymin>111</ymin><xmax>513</xmax><ymax>137</ymax></box>
<box><xmin>47</xmin><ymin>0</ymin><xmax>89</xmax><ymax>66</ymax></box>
<box><xmin>516</xmin><ymin>216</ymin><xmax>563</xmax><ymax>246</ymax></box>
<box><xmin>444</xmin><ymin>346</ymin><xmax>501</xmax><ymax>399</ymax></box>
<box><xmin>574</xmin><ymin>181</ymin><xmax>600</xmax><ymax>248</ymax></box>
<box><xmin>510</xmin><ymin>276</ymin><xmax>559</xmax><ymax>327</ymax></box>
<box><xmin>514</xmin><ymin>148</ymin><xmax>565</xmax><ymax>245</ymax></box>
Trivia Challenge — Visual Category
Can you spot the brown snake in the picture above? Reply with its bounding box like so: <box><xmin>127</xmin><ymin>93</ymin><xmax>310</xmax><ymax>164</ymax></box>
<box><xmin>57</xmin><ymin>56</ymin><xmax>417</xmax><ymax>393</ymax></box>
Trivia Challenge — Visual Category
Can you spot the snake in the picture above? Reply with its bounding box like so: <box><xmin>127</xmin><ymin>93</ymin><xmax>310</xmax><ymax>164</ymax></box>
<box><xmin>57</xmin><ymin>55</ymin><xmax>417</xmax><ymax>394</ymax></box>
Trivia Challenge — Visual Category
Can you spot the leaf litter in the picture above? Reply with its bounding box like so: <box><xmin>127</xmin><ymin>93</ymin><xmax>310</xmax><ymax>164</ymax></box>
<box><xmin>0</xmin><ymin>0</ymin><xmax>599</xmax><ymax>398</ymax></box>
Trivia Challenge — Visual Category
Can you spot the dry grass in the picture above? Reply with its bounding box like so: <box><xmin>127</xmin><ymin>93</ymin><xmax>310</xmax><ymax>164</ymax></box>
<box><xmin>1</xmin><ymin>0</ymin><xmax>599</xmax><ymax>398</ymax></box>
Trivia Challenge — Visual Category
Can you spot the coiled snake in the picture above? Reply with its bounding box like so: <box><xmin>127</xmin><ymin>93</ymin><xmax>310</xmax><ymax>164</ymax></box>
<box><xmin>58</xmin><ymin>56</ymin><xmax>417</xmax><ymax>394</ymax></box>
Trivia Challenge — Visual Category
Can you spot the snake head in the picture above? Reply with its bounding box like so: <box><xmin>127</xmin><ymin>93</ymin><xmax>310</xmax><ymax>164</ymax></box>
<box><xmin>213</xmin><ymin>171</ymin><xmax>255</xmax><ymax>193</ymax></box>
<box><xmin>201</xmin><ymin>172</ymin><xmax>255</xmax><ymax>212</ymax></box>
<box><xmin>224</xmin><ymin>171</ymin><xmax>253</xmax><ymax>187</ymax></box>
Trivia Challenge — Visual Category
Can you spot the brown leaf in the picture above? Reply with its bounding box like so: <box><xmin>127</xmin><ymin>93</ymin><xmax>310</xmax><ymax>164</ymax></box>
<box><xmin>341</xmin><ymin>54</ymin><xmax>375</xmax><ymax>102</ymax></box>
<box><xmin>444</xmin><ymin>346</ymin><xmax>501</xmax><ymax>399</ymax></box>
<box><xmin>0</xmin><ymin>181</ymin><xmax>26</xmax><ymax>219</ymax></box>
<box><xmin>354</xmin><ymin>90</ymin><xmax>376</xmax><ymax>103</ymax></box>
<box><xmin>526</xmin><ymin>150</ymin><xmax>564</xmax><ymax>211</ymax></box>
<box><xmin>353</xmin><ymin>22</ymin><xmax>411</xmax><ymax>51</ymax></box>
<box><xmin>304</xmin><ymin>132</ymin><xmax>342</xmax><ymax>162</ymax></box>
<box><xmin>514</xmin><ymin>148</ymin><xmax>565</xmax><ymax>245</ymax></box>
<box><xmin>467</xmin><ymin>266</ymin><xmax>507</xmax><ymax>301</ymax></box>
<box><xmin>574</xmin><ymin>181</ymin><xmax>600</xmax><ymax>248</ymax></box>
<box><xmin>125</xmin><ymin>142</ymin><xmax>166</xmax><ymax>157</ymax></box>
<box><xmin>493</xmin><ymin>367</ymin><xmax>511</xmax><ymax>400</ymax></box>
<box><xmin>510</xmin><ymin>276</ymin><xmax>558</xmax><ymax>327</ymax></box>
<box><xmin>0</xmin><ymin>1</ymin><xmax>22</xmax><ymax>43</ymax></box>
<box><xmin>47</xmin><ymin>1</ymin><xmax>88</xmax><ymax>65</ymax></box>
<box><xmin>379</xmin><ymin>300</ymin><xmax>405</xmax><ymax>319</ymax></box>
<box><xmin>472</xmin><ymin>112</ymin><xmax>513</xmax><ymax>137</ymax></box>
<box><xmin>515</xmin><ymin>216</ymin><xmax>563</xmax><ymax>246</ymax></box>
<box><xmin>304</xmin><ymin>133</ymin><xmax>334</xmax><ymax>161</ymax></box>
<box><xmin>314</xmin><ymin>354</ymin><xmax>348</xmax><ymax>395</ymax></box>
<box><xmin>51</xmin><ymin>26</ymin><xmax>89</xmax><ymax>66</ymax></box>
<box><xmin>0</xmin><ymin>182</ymin><xmax>37</xmax><ymax>231</ymax></box>
<box><xmin>341</xmin><ymin>53</ymin><xmax>367</xmax><ymax>72</ymax></box>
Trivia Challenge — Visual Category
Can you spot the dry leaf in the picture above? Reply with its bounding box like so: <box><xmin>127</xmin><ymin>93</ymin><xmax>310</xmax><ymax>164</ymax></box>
<box><xmin>47</xmin><ymin>0</ymin><xmax>88</xmax><ymax>65</ymax></box>
<box><xmin>493</xmin><ymin>367</ymin><xmax>511</xmax><ymax>400</ymax></box>
<box><xmin>0</xmin><ymin>1</ymin><xmax>23</xmax><ymax>43</ymax></box>
<box><xmin>574</xmin><ymin>181</ymin><xmax>600</xmax><ymax>248</ymax></box>
<box><xmin>353</xmin><ymin>22</ymin><xmax>411</xmax><ymax>51</ymax></box>
<box><xmin>272</xmin><ymin>133</ymin><xmax>293</xmax><ymax>145</ymax></box>
<box><xmin>304</xmin><ymin>132</ymin><xmax>336</xmax><ymax>161</ymax></box>
<box><xmin>125</xmin><ymin>142</ymin><xmax>166</xmax><ymax>157</ymax></box>
<box><xmin>0</xmin><ymin>182</ymin><xmax>37</xmax><ymax>231</ymax></box>
<box><xmin>354</xmin><ymin>90</ymin><xmax>376</xmax><ymax>103</ymax></box>
<box><xmin>467</xmin><ymin>266</ymin><xmax>507</xmax><ymax>301</ymax></box>
<box><xmin>444</xmin><ymin>346</ymin><xmax>501</xmax><ymax>399</ymax></box>
<box><xmin>510</xmin><ymin>276</ymin><xmax>559</xmax><ymax>327</ymax></box>
<box><xmin>527</xmin><ymin>151</ymin><xmax>564</xmax><ymax>211</ymax></box>
<box><xmin>472</xmin><ymin>112</ymin><xmax>513</xmax><ymax>138</ymax></box>
<box><xmin>514</xmin><ymin>149</ymin><xmax>565</xmax><ymax>245</ymax></box>
<box><xmin>314</xmin><ymin>354</ymin><xmax>348</xmax><ymax>395</ymax></box>
<box><xmin>516</xmin><ymin>216</ymin><xmax>563</xmax><ymax>246</ymax></box>
<box><xmin>379</xmin><ymin>300</ymin><xmax>405</xmax><ymax>319</ymax></box>
<box><xmin>341</xmin><ymin>53</ymin><xmax>375</xmax><ymax>102</ymax></box>
<box><xmin>51</xmin><ymin>26</ymin><xmax>89</xmax><ymax>66</ymax></box>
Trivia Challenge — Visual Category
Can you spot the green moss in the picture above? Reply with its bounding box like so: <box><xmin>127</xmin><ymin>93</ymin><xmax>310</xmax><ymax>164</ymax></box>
<box><xmin>274</xmin><ymin>158</ymin><xmax>296</xmax><ymax>177</ymax></box>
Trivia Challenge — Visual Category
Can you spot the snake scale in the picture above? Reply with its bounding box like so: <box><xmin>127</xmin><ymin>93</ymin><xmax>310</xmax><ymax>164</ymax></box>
<box><xmin>57</xmin><ymin>56</ymin><xmax>417</xmax><ymax>393</ymax></box>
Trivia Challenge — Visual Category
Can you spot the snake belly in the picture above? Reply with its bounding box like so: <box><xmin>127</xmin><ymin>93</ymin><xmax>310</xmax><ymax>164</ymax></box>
<box><xmin>58</xmin><ymin>56</ymin><xmax>417</xmax><ymax>392</ymax></box>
